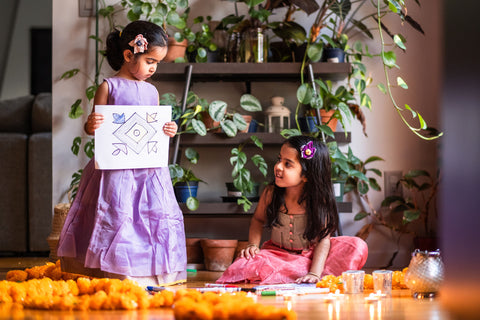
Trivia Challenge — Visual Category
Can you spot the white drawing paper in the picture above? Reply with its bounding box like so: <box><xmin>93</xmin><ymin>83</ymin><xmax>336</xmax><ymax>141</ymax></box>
<box><xmin>94</xmin><ymin>105</ymin><xmax>171</xmax><ymax>170</ymax></box>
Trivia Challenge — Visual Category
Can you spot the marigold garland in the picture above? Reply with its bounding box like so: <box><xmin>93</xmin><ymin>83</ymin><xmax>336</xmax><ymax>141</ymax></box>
<box><xmin>1</xmin><ymin>260</ymin><xmax>297</xmax><ymax>319</ymax></box>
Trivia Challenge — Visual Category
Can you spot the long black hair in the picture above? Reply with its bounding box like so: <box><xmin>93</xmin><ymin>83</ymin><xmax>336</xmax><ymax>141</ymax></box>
<box><xmin>105</xmin><ymin>20</ymin><xmax>168</xmax><ymax>71</ymax></box>
<box><xmin>266</xmin><ymin>135</ymin><xmax>339</xmax><ymax>242</ymax></box>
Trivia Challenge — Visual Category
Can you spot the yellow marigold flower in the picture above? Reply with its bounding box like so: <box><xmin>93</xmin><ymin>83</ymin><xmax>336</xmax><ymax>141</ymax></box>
<box><xmin>6</xmin><ymin>270</ymin><xmax>28</xmax><ymax>282</ymax></box>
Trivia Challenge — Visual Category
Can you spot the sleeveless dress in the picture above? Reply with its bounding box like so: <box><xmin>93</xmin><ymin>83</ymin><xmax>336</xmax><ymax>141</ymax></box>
<box><xmin>216</xmin><ymin>212</ymin><xmax>368</xmax><ymax>284</ymax></box>
<box><xmin>57</xmin><ymin>77</ymin><xmax>187</xmax><ymax>286</ymax></box>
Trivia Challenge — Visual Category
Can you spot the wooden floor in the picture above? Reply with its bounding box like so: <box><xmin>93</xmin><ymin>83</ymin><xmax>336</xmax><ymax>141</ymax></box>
<box><xmin>0</xmin><ymin>257</ymin><xmax>454</xmax><ymax>319</ymax></box>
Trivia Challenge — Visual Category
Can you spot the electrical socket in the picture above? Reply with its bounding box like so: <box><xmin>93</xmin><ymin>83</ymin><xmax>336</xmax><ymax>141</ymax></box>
<box><xmin>384</xmin><ymin>170</ymin><xmax>403</xmax><ymax>198</ymax></box>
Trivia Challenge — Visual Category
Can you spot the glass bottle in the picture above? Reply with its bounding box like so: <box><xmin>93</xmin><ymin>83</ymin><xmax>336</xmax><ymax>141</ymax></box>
<box><xmin>243</xmin><ymin>28</ymin><xmax>267</xmax><ymax>63</ymax></box>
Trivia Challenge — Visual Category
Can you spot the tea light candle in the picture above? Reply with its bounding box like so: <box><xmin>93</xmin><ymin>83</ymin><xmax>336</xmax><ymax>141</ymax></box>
<box><xmin>342</xmin><ymin>270</ymin><xmax>365</xmax><ymax>294</ymax></box>
<box><xmin>365</xmin><ymin>293</ymin><xmax>380</xmax><ymax>303</ymax></box>
<box><xmin>372</xmin><ymin>269</ymin><xmax>393</xmax><ymax>295</ymax></box>
<box><xmin>323</xmin><ymin>289</ymin><xmax>344</xmax><ymax>303</ymax></box>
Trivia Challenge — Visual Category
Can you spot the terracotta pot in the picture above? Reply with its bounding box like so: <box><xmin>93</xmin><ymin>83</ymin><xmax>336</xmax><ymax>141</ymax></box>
<box><xmin>201</xmin><ymin>111</ymin><xmax>222</xmax><ymax>133</ymax></box>
<box><xmin>240</xmin><ymin>115</ymin><xmax>253</xmax><ymax>133</ymax></box>
<box><xmin>186</xmin><ymin>238</ymin><xmax>204</xmax><ymax>264</ymax></box>
<box><xmin>320</xmin><ymin>109</ymin><xmax>338</xmax><ymax>132</ymax></box>
<box><xmin>201</xmin><ymin>239</ymin><xmax>238</xmax><ymax>271</ymax></box>
<box><xmin>164</xmin><ymin>38</ymin><xmax>187</xmax><ymax>63</ymax></box>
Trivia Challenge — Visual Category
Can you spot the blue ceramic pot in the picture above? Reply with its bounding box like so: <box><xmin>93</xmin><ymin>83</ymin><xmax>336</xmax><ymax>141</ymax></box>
<box><xmin>174</xmin><ymin>181</ymin><xmax>199</xmax><ymax>203</ymax></box>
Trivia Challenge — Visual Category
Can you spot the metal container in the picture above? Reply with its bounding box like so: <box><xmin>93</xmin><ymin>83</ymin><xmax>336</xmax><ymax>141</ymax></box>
<box><xmin>405</xmin><ymin>249</ymin><xmax>444</xmax><ymax>299</ymax></box>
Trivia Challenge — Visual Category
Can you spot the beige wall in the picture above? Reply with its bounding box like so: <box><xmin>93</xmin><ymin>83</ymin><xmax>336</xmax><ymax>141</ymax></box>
<box><xmin>52</xmin><ymin>0</ymin><xmax>443</xmax><ymax>268</ymax></box>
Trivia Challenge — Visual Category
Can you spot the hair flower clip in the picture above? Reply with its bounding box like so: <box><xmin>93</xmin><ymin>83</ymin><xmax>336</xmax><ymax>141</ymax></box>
<box><xmin>301</xmin><ymin>141</ymin><xmax>316</xmax><ymax>159</ymax></box>
<box><xmin>129</xmin><ymin>34</ymin><xmax>148</xmax><ymax>54</ymax></box>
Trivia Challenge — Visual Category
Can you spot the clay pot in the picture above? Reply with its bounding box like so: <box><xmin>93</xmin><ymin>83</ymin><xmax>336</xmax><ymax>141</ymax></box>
<box><xmin>200</xmin><ymin>111</ymin><xmax>222</xmax><ymax>133</ymax></box>
<box><xmin>201</xmin><ymin>239</ymin><xmax>238</xmax><ymax>271</ymax></box>
<box><xmin>320</xmin><ymin>109</ymin><xmax>338</xmax><ymax>132</ymax></box>
<box><xmin>239</xmin><ymin>115</ymin><xmax>253</xmax><ymax>133</ymax></box>
<box><xmin>164</xmin><ymin>38</ymin><xmax>187</xmax><ymax>63</ymax></box>
<box><xmin>186</xmin><ymin>238</ymin><xmax>204</xmax><ymax>264</ymax></box>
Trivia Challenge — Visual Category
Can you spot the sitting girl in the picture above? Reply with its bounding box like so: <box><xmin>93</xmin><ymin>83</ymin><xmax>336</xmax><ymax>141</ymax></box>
<box><xmin>216</xmin><ymin>136</ymin><xmax>368</xmax><ymax>284</ymax></box>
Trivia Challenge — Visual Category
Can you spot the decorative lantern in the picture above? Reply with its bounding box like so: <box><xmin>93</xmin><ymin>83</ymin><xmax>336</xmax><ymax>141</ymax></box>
<box><xmin>265</xmin><ymin>96</ymin><xmax>290</xmax><ymax>133</ymax></box>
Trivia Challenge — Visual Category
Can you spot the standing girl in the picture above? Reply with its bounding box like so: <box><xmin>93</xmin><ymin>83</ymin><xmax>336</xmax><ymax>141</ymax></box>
<box><xmin>217</xmin><ymin>136</ymin><xmax>368</xmax><ymax>284</ymax></box>
<box><xmin>57</xmin><ymin>20</ymin><xmax>186</xmax><ymax>287</ymax></box>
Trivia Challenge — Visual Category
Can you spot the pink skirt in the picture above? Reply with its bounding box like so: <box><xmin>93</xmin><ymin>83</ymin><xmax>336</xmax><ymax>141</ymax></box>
<box><xmin>216</xmin><ymin>236</ymin><xmax>368</xmax><ymax>284</ymax></box>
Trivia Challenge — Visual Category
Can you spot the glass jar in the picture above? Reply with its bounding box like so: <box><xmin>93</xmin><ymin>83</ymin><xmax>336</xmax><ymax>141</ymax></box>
<box><xmin>226</xmin><ymin>32</ymin><xmax>241</xmax><ymax>62</ymax></box>
<box><xmin>405</xmin><ymin>249</ymin><xmax>444</xmax><ymax>299</ymax></box>
<box><xmin>242</xmin><ymin>28</ymin><xmax>267</xmax><ymax>63</ymax></box>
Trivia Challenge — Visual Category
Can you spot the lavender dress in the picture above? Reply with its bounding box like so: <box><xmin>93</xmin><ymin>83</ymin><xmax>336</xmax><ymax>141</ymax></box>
<box><xmin>57</xmin><ymin>77</ymin><xmax>187</xmax><ymax>284</ymax></box>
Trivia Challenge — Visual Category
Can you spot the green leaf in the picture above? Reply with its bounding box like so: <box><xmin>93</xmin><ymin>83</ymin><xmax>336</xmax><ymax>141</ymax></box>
<box><xmin>296</xmin><ymin>83</ymin><xmax>313</xmax><ymax>105</ymax></box>
<box><xmin>166</xmin><ymin>11</ymin><xmax>186</xmax><ymax>29</ymax></box>
<box><xmin>393</xmin><ymin>34</ymin><xmax>406</xmax><ymax>50</ymax></box>
<box><xmin>250</xmin><ymin>135</ymin><xmax>263</xmax><ymax>149</ymax></box>
<box><xmin>60</xmin><ymin>69</ymin><xmax>79</xmax><ymax>80</ymax></box>
<box><xmin>307</xmin><ymin>43</ymin><xmax>323</xmax><ymax>62</ymax></box>
<box><xmin>233</xmin><ymin>113</ymin><xmax>247</xmax><ymax>131</ymax></box>
<box><xmin>403</xmin><ymin>210</ymin><xmax>421</xmax><ymax>223</ymax></box>
<box><xmin>191</xmin><ymin>118</ymin><xmax>207</xmax><ymax>136</ymax></box>
<box><xmin>186</xmin><ymin>196</ymin><xmax>199</xmax><ymax>211</ymax></box>
<box><xmin>71</xmin><ymin>136</ymin><xmax>81</xmax><ymax>156</ymax></box>
<box><xmin>86</xmin><ymin>85</ymin><xmax>97</xmax><ymax>101</ymax></box>
<box><xmin>240</xmin><ymin>94</ymin><xmax>262</xmax><ymax>112</ymax></box>
<box><xmin>381</xmin><ymin>195</ymin><xmax>405</xmax><ymax>207</ymax></box>
<box><xmin>208</xmin><ymin>100</ymin><xmax>227</xmax><ymax>122</ymax></box>
<box><xmin>369</xmin><ymin>177</ymin><xmax>381</xmax><ymax>191</ymax></box>
<box><xmin>397</xmin><ymin>77</ymin><xmax>408</xmax><ymax>89</ymax></box>
<box><xmin>417</xmin><ymin>112</ymin><xmax>427</xmax><ymax>129</ymax></box>
<box><xmin>377</xmin><ymin>83</ymin><xmax>387</xmax><ymax>94</ymax></box>
<box><xmin>364</xmin><ymin>156</ymin><xmax>384</xmax><ymax>164</ymax></box>
<box><xmin>382</xmin><ymin>51</ymin><xmax>397</xmax><ymax>68</ymax></box>
<box><xmin>185</xmin><ymin>147</ymin><xmax>199</xmax><ymax>164</ymax></box>
<box><xmin>354</xmin><ymin>212</ymin><xmax>370</xmax><ymax>221</ymax></box>
<box><xmin>68</xmin><ymin>99</ymin><xmax>84</xmax><ymax>119</ymax></box>
<box><xmin>221</xmin><ymin>119</ymin><xmax>237</xmax><ymax>137</ymax></box>
<box><xmin>281</xmin><ymin>128</ymin><xmax>302</xmax><ymax>138</ymax></box>
<box><xmin>84</xmin><ymin>139</ymin><xmax>95</xmax><ymax>158</ymax></box>
<box><xmin>127</xmin><ymin>9</ymin><xmax>140</xmax><ymax>21</ymax></box>
<box><xmin>405</xmin><ymin>104</ymin><xmax>417</xmax><ymax>117</ymax></box>
<box><xmin>357</xmin><ymin>179</ymin><xmax>369</xmax><ymax>194</ymax></box>
<box><xmin>405</xmin><ymin>169</ymin><xmax>430</xmax><ymax>178</ymax></box>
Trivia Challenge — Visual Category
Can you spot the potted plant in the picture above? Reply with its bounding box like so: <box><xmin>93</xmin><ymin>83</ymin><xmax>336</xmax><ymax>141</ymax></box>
<box><xmin>171</xmin><ymin>12</ymin><xmax>220</xmax><ymax>63</ymax></box>
<box><xmin>228</xmin><ymin>135</ymin><xmax>268</xmax><ymax>212</ymax></box>
<box><xmin>169</xmin><ymin>147</ymin><xmax>204</xmax><ymax>211</ymax></box>
<box><xmin>354</xmin><ymin>169</ymin><xmax>440</xmax><ymax>267</ymax></box>
<box><xmin>121</xmin><ymin>0</ymin><xmax>190</xmax><ymax>62</ymax></box>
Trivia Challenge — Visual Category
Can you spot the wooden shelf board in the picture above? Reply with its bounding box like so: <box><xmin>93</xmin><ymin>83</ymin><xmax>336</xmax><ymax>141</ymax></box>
<box><xmin>180</xmin><ymin>201</ymin><xmax>352</xmax><ymax>215</ymax></box>
<box><xmin>176</xmin><ymin>132</ymin><xmax>351</xmax><ymax>147</ymax></box>
<box><xmin>152</xmin><ymin>62</ymin><xmax>351</xmax><ymax>82</ymax></box>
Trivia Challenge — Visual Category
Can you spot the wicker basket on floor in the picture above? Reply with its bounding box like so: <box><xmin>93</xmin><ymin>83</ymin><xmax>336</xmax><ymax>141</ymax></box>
<box><xmin>47</xmin><ymin>203</ymin><xmax>71</xmax><ymax>262</ymax></box>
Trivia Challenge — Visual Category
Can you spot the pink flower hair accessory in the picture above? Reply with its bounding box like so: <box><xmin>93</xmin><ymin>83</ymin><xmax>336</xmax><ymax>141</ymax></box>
<box><xmin>129</xmin><ymin>34</ymin><xmax>148</xmax><ymax>54</ymax></box>
<box><xmin>300</xmin><ymin>141</ymin><xmax>316</xmax><ymax>159</ymax></box>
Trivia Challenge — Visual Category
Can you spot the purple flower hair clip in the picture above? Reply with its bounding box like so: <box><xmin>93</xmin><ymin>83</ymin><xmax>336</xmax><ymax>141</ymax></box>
<box><xmin>300</xmin><ymin>141</ymin><xmax>316</xmax><ymax>160</ymax></box>
<box><xmin>129</xmin><ymin>34</ymin><xmax>148</xmax><ymax>54</ymax></box>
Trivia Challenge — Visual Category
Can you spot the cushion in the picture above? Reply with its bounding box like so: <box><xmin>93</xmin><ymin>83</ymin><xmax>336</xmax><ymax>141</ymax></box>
<box><xmin>0</xmin><ymin>95</ymin><xmax>34</xmax><ymax>133</ymax></box>
<box><xmin>31</xmin><ymin>93</ymin><xmax>52</xmax><ymax>133</ymax></box>
<box><xmin>0</xmin><ymin>133</ymin><xmax>28</xmax><ymax>251</ymax></box>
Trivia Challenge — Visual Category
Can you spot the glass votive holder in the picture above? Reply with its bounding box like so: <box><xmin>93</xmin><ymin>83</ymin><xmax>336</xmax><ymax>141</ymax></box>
<box><xmin>342</xmin><ymin>270</ymin><xmax>365</xmax><ymax>294</ymax></box>
<box><xmin>372</xmin><ymin>269</ymin><xmax>393</xmax><ymax>295</ymax></box>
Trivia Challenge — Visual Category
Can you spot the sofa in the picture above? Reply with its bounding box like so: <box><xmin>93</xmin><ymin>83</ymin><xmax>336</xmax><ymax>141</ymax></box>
<box><xmin>0</xmin><ymin>93</ymin><xmax>52</xmax><ymax>253</ymax></box>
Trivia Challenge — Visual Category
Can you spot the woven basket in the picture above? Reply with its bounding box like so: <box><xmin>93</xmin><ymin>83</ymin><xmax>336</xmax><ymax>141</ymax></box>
<box><xmin>47</xmin><ymin>203</ymin><xmax>71</xmax><ymax>262</ymax></box>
